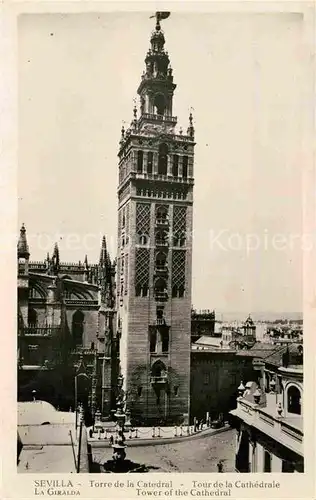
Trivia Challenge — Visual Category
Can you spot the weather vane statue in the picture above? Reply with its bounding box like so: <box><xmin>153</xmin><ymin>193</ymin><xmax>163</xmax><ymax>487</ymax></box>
<box><xmin>150</xmin><ymin>11</ymin><xmax>171</xmax><ymax>28</ymax></box>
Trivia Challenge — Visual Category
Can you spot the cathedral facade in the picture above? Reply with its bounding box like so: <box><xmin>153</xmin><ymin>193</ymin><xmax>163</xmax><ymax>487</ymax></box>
<box><xmin>17</xmin><ymin>224</ymin><xmax>118</xmax><ymax>421</ymax></box>
<box><xmin>117</xmin><ymin>16</ymin><xmax>195</xmax><ymax>424</ymax></box>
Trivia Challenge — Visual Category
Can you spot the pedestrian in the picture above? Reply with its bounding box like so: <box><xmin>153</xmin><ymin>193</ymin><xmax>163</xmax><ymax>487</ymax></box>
<box><xmin>109</xmin><ymin>435</ymin><xmax>114</xmax><ymax>446</ymax></box>
<box><xmin>89</xmin><ymin>428</ymin><xmax>93</xmax><ymax>438</ymax></box>
<box><xmin>217</xmin><ymin>460</ymin><xmax>224</xmax><ymax>473</ymax></box>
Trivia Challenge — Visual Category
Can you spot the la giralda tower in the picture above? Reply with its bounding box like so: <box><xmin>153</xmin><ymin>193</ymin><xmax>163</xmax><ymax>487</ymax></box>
<box><xmin>116</xmin><ymin>12</ymin><xmax>195</xmax><ymax>425</ymax></box>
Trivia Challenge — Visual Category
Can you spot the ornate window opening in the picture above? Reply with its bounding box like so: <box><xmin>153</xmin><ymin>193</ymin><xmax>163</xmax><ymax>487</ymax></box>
<box><xmin>138</xmin><ymin>233</ymin><xmax>149</xmax><ymax>246</ymax></box>
<box><xmin>28</xmin><ymin>308</ymin><xmax>37</xmax><ymax>327</ymax></box>
<box><xmin>172</xmin><ymin>155</ymin><xmax>179</xmax><ymax>177</ymax></box>
<box><xmin>161</xmin><ymin>329</ymin><xmax>169</xmax><ymax>353</ymax></box>
<box><xmin>151</xmin><ymin>360</ymin><xmax>168</xmax><ymax>383</ymax></box>
<box><xmin>182</xmin><ymin>156</ymin><xmax>188</xmax><ymax>178</ymax></box>
<box><xmin>72</xmin><ymin>310</ymin><xmax>84</xmax><ymax>347</ymax></box>
<box><xmin>137</xmin><ymin>150</ymin><xmax>143</xmax><ymax>173</ymax></box>
<box><xmin>158</xmin><ymin>143</ymin><xmax>168</xmax><ymax>175</ymax></box>
<box><xmin>287</xmin><ymin>385</ymin><xmax>301</xmax><ymax>415</ymax></box>
<box><xmin>149</xmin><ymin>328</ymin><xmax>157</xmax><ymax>352</ymax></box>
<box><xmin>173</xmin><ymin>231</ymin><xmax>186</xmax><ymax>247</ymax></box>
<box><xmin>172</xmin><ymin>285</ymin><xmax>185</xmax><ymax>298</ymax></box>
<box><xmin>154</xmin><ymin>277</ymin><xmax>167</xmax><ymax>299</ymax></box>
<box><xmin>155</xmin><ymin>229</ymin><xmax>168</xmax><ymax>246</ymax></box>
<box><xmin>156</xmin><ymin>205</ymin><xmax>169</xmax><ymax>224</ymax></box>
<box><xmin>135</xmin><ymin>285</ymin><xmax>148</xmax><ymax>297</ymax></box>
<box><xmin>147</xmin><ymin>152</ymin><xmax>153</xmax><ymax>173</ymax></box>
<box><xmin>155</xmin><ymin>252</ymin><xmax>167</xmax><ymax>271</ymax></box>
<box><xmin>154</xmin><ymin>93</ymin><xmax>166</xmax><ymax>116</ymax></box>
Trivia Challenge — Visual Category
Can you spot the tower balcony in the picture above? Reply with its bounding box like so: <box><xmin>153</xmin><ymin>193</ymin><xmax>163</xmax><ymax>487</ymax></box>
<box><xmin>154</xmin><ymin>290</ymin><xmax>168</xmax><ymax>301</ymax></box>
<box><xmin>155</xmin><ymin>217</ymin><xmax>169</xmax><ymax>227</ymax></box>
<box><xmin>150</xmin><ymin>373</ymin><xmax>168</xmax><ymax>385</ymax></box>
<box><xmin>19</xmin><ymin>326</ymin><xmax>60</xmax><ymax>337</ymax></box>
<box><xmin>155</xmin><ymin>240</ymin><xmax>169</xmax><ymax>248</ymax></box>
<box><xmin>155</xmin><ymin>264</ymin><xmax>168</xmax><ymax>275</ymax></box>
<box><xmin>138</xmin><ymin>112</ymin><xmax>177</xmax><ymax>127</ymax></box>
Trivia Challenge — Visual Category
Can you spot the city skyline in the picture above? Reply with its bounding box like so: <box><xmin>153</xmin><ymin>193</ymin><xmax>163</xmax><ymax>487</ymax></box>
<box><xmin>18</xmin><ymin>12</ymin><xmax>304</xmax><ymax>313</ymax></box>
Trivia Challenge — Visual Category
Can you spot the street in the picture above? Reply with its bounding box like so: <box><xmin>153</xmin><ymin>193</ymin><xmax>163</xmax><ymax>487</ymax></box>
<box><xmin>92</xmin><ymin>428</ymin><xmax>236</xmax><ymax>473</ymax></box>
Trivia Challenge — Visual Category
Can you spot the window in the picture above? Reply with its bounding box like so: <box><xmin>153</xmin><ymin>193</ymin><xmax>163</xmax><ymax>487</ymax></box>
<box><xmin>150</xmin><ymin>329</ymin><xmax>157</xmax><ymax>352</ymax></box>
<box><xmin>156</xmin><ymin>230</ymin><xmax>168</xmax><ymax>246</ymax></box>
<box><xmin>72</xmin><ymin>310</ymin><xmax>84</xmax><ymax>347</ymax></box>
<box><xmin>138</xmin><ymin>233</ymin><xmax>149</xmax><ymax>245</ymax></box>
<box><xmin>161</xmin><ymin>330</ymin><xmax>169</xmax><ymax>352</ymax></box>
<box><xmin>182</xmin><ymin>156</ymin><xmax>188</xmax><ymax>178</ymax></box>
<box><xmin>137</xmin><ymin>150</ymin><xmax>143</xmax><ymax>173</ymax></box>
<box><xmin>282</xmin><ymin>460</ymin><xmax>295</xmax><ymax>472</ymax></box>
<box><xmin>28</xmin><ymin>308</ymin><xmax>37</xmax><ymax>327</ymax></box>
<box><xmin>137</xmin><ymin>386</ymin><xmax>143</xmax><ymax>397</ymax></box>
<box><xmin>172</xmin><ymin>155</ymin><xmax>179</xmax><ymax>177</ymax></box>
<box><xmin>91</xmin><ymin>342</ymin><xmax>95</xmax><ymax>350</ymax></box>
<box><xmin>158</xmin><ymin>143</ymin><xmax>168</xmax><ymax>175</ymax></box>
<box><xmin>287</xmin><ymin>385</ymin><xmax>301</xmax><ymax>415</ymax></box>
<box><xmin>147</xmin><ymin>152</ymin><xmax>153</xmax><ymax>174</ymax></box>
<box><xmin>174</xmin><ymin>386</ymin><xmax>179</xmax><ymax>396</ymax></box>
<box><xmin>264</xmin><ymin>451</ymin><xmax>271</xmax><ymax>472</ymax></box>
<box><xmin>135</xmin><ymin>285</ymin><xmax>148</xmax><ymax>297</ymax></box>
<box><xmin>172</xmin><ymin>285</ymin><xmax>185</xmax><ymax>298</ymax></box>
<box><xmin>156</xmin><ymin>205</ymin><xmax>168</xmax><ymax>223</ymax></box>
<box><xmin>155</xmin><ymin>252</ymin><xmax>167</xmax><ymax>270</ymax></box>
<box><xmin>154</xmin><ymin>93</ymin><xmax>166</xmax><ymax>116</ymax></box>
<box><xmin>203</xmin><ymin>372</ymin><xmax>210</xmax><ymax>385</ymax></box>
<box><xmin>156</xmin><ymin>306</ymin><xmax>164</xmax><ymax>319</ymax></box>
<box><xmin>154</xmin><ymin>278</ymin><xmax>167</xmax><ymax>297</ymax></box>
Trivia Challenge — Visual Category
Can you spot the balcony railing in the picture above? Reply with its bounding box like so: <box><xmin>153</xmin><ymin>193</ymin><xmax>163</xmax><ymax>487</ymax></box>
<box><xmin>140</xmin><ymin>112</ymin><xmax>177</xmax><ymax>124</ymax></box>
<box><xmin>154</xmin><ymin>291</ymin><xmax>168</xmax><ymax>301</ymax></box>
<box><xmin>155</xmin><ymin>218</ymin><xmax>169</xmax><ymax>226</ymax></box>
<box><xmin>155</xmin><ymin>240</ymin><xmax>169</xmax><ymax>247</ymax></box>
<box><xmin>20</xmin><ymin>326</ymin><xmax>60</xmax><ymax>337</ymax></box>
<box><xmin>155</xmin><ymin>265</ymin><xmax>168</xmax><ymax>274</ymax></box>
<box><xmin>150</xmin><ymin>375</ymin><xmax>168</xmax><ymax>385</ymax></box>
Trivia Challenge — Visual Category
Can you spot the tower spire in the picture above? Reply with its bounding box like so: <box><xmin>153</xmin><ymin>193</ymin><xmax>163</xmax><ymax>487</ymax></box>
<box><xmin>99</xmin><ymin>235</ymin><xmax>107</xmax><ymax>266</ymax></box>
<box><xmin>17</xmin><ymin>223</ymin><xmax>30</xmax><ymax>258</ymax></box>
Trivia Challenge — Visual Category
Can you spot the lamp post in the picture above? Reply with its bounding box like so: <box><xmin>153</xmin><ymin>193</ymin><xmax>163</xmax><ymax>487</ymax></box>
<box><xmin>112</xmin><ymin>374</ymin><xmax>127</xmax><ymax>465</ymax></box>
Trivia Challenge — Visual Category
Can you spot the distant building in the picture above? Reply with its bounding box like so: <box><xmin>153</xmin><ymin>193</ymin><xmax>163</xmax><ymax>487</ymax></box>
<box><xmin>17</xmin><ymin>225</ymin><xmax>118</xmax><ymax>420</ymax></box>
<box><xmin>230</xmin><ymin>343</ymin><xmax>303</xmax><ymax>472</ymax></box>
<box><xmin>191</xmin><ymin>309</ymin><xmax>216</xmax><ymax>343</ymax></box>
<box><xmin>190</xmin><ymin>337</ymin><xmax>257</xmax><ymax>422</ymax></box>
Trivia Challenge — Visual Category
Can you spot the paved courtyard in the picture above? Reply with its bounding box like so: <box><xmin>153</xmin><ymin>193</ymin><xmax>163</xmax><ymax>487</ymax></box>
<box><xmin>93</xmin><ymin>428</ymin><xmax>236</xmax><ymax>473</ymax></box>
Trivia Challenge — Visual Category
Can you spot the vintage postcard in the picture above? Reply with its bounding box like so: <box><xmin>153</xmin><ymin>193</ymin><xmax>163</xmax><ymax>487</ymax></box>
<box><xmin>1</xmin><ymin>1</ymin><xmax>315</xmax><ymax>499</ymax></box>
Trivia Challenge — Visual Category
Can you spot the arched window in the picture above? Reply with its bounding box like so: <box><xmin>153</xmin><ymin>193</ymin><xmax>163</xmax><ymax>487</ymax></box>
<box><xmin>156</xmin><ymin>206</ymin><xmax>168</xmax><ymax>224</ymax></box>
<box><xmin>158</xmin><ymin>143</ymin><xmax>168</xmax><ymax>175</ymax></box>
<box><xmin>172</xmin><ymin>155</ymin><xmax>179</xmax><ymax>177</ymax></box>
<box><xmin>138</xmin><ymin>233</ymin><xmax>149</xmax><ymax>246</ymax></box>
<box><xmin>137</xmin><ymin>150</ymin><xmax>143</xmax><ymax>173</ymax></box>
<box><xmin>287</xmin><ymin>385</ymin><xmax>301</xmax><ymax>415</ymax></box>
<box><xmin>155</xmin><ymin>252</ymin><xmax>167</xmax><ymax>271</ymax></box>
<box><xmin>28</xmin><ymin>308</ymin><xmax>37</xmax><ymax>327</ymax></box>
<box><xmin>156</xmin><ymin>230</ymin><xmax>168</xmax><ymax>246</ymax></box>
<box><xmin>182</xmin><ymin>156</ymin><xmax>188</xmax><ymax>178</ymax></box>
<box><xmin>147</xmin><ymin>152</ymin><xmax>153</xmax><ymax>174</ymax></box>
<box><xmin>72</xmin><ymin>310</ymin><xmax>84</xmax><ymax>347</ymax></box>
<box><xmin>154</xmin><ymin>94</ymin><xmax>166</xmax><ymax>116</ymax></box>
<box><xmin>154</xmin><ymin>278</ymin><xmax>167</xmax><ymax>298</ymax></box>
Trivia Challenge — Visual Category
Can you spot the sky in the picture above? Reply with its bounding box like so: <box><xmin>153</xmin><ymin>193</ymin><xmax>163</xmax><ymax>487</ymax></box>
<box><xmin>18</xmin><ymin>11</ymin><xmax>304</xmax><ymax>314</ymax></box>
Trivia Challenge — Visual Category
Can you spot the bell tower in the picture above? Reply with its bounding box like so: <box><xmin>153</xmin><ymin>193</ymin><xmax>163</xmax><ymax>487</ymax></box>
<box><xmin>117</xmin><ymin>13</ymin><xmax>195</xmax><ymax>425</ymax></box>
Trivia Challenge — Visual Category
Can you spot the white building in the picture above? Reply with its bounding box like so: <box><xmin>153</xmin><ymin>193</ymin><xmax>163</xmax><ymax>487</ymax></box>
<box><xmin>230</xmin><ymin>351</ymin><xmax>303</xmax><ymax>473</ymax></box>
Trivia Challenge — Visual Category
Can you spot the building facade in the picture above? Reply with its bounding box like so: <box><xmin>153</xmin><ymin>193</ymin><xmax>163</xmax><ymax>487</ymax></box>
<box><xmin>117</xmin><ymin>16</ymin><xmax>195</xmax><ymax>425</ymax></box>
<box><xmin>230</xmin><ymin>346</ymin><xmax>303</xmax><ymax>473</ymax></box>
<box><xmin>191</xmin><ymin>309</ymin><xmax>216</xmax><ymax>343</ymax></box>
<box><xmin>17</xmin><ymin>225</ymin><xmax>118</xmax><ymax>420</ymax></box>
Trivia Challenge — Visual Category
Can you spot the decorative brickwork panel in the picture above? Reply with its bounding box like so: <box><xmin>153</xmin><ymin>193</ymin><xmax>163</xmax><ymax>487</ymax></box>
<box><xmin>136</xmin><ymin>203</ymin><xmax>151</xmax><ymax>235</ymax></box>
<box><xmin>118</xmin><ymin>210</ymin><xmax>122</xmax><ymax>240</ymax></box>
<box><xmin>173</xmin><ymin>206</ymin><xmax>187</xmax><ymax>233</ymax></box>
<box><xmin>135</xmin><ymin>248</ymin><xmax>150</xmax><ymax>287</ymax></box>
<box><xmin>172</xmin><ymin>250</ymin><xmax>186</xmax><ymax>288</ymax></box>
